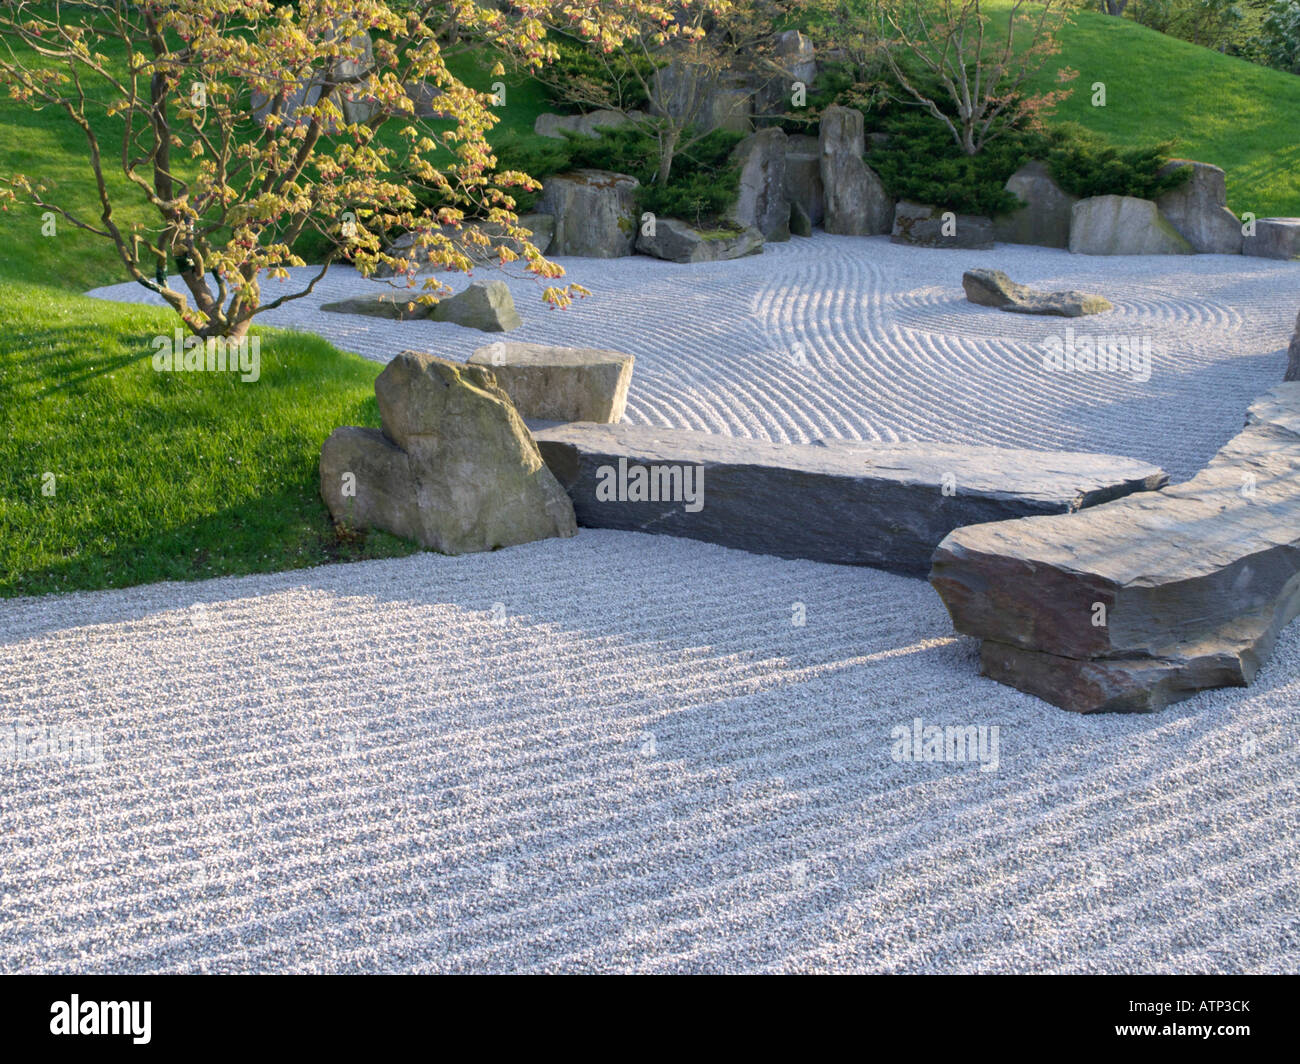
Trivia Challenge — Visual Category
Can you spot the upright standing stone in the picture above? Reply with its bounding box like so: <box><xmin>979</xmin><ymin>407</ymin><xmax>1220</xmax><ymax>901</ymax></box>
<box><xmin>819</xmin><ymin>105</ymin><xmax>892</xmax><ymax>236</ymax></box>
<box><xmin>993</xmin><ymin>161</ymin><xmax>1077</xmax><ymax>249</ymax></box>
<box><xmin>729</xmin><ymin>128</ymin><xmax>791</xmax><ymax>242</ymax></box>
<box><xmin>1155</xmin><ymin>160</ymin><xmax>1243</xmax><ymax>255</ymax></box>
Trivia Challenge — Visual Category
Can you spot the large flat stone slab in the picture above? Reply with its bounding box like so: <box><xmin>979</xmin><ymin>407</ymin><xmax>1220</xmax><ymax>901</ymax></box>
<box><xmin>533</xmin><ymin>423</ymin><xmax>1166</xmax><ymax>575</ymax></box>
<box><xmin>930</xmin><ymin>383</ymin><xmax>1300</xmax><ymax>713</ymax></box>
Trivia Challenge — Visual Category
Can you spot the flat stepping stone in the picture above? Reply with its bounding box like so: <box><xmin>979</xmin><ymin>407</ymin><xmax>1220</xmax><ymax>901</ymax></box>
<box><xmin>1243</xmin><ymin>217</ymin><xmax>1300</xmax><ymax>260</ymax></box>
<box><xmin>930</xmin><ymin>383</ymin><xmax>1300</xmax><ymax>713</ymax></box>
<box><xmin>321</xmin><ymin>293</ymin><xmax>430</xmax><ymax>320</ymax></box>
<box><xmin>468</xmin><ymin>342</ymin><xmax>634</xmax><ymax>423</ymax></box>
<box><xmin>533</xmin><ymin>423</ymin><xmax>1166</xmax><ymax>575</ymax></box>
<box><xmin>963</xmin><ymin>268</ymin><xmax>1112</xmax><ymax>317</ymax></box>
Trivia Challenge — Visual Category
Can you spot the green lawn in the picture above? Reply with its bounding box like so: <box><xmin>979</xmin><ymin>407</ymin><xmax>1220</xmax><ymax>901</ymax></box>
<box><xmin>0</xmin><ymin>281</ymin><xmax>418</xmax><ymax>597</ymax></box>
<box><xmin>1019</xmin><ymin>8</ymin><xmax>1300</xmax><ymax>218</ymax></box>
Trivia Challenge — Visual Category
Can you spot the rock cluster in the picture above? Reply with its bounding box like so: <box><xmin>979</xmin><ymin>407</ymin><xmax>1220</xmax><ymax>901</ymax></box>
<box><xmin>320</xmin><ymin>352</ymin><xmax>576</xmax><ymax>554</ymax></box>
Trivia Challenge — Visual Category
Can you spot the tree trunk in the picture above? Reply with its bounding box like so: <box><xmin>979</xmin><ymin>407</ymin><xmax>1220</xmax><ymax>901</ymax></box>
<box><xmin>1103</xmin><ymin>0</ymin><xmax>1129</xmax><ymax>14</ymax></box>
<box><xmin>656</xmin><ymin>127</ymin><xmax>680</xmax><ymax>186</ymax></box>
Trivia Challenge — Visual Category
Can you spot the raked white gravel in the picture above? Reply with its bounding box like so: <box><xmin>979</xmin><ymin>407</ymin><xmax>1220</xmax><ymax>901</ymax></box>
<box><xmin>5</xmin><ymin>236</ymin><xmax>1295</xmax><ymax>972</ymax></box>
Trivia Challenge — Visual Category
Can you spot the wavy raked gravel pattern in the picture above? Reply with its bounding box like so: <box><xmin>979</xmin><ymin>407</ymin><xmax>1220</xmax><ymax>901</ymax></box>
<box><xmin>3</xmin><ymin>533</ymin><xmax>1299</xmax><ymax>973</ymax></box>
<box><xmin>18</xmin><ymin>237</ymin><xmax>1296</xmax><ymax>972</ymax></box>
<box><xmin>89</xmin><ymin>234</ymin><xmax>1300</xmax><ymax>480</ymax></box>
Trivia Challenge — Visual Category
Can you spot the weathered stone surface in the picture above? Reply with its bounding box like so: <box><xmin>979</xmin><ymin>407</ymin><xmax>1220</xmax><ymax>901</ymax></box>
<box><xmin>784</xmin><ymin>133</ymin><xmax>824</xmax><ymax>227</ymax></box>
<box><xmin>892</xmin><ymin>202</ymin><xmax>994</xmax><ymax>250</ymax></box>
<box><xmin>320</xmin><ymin>426</ymin><xmax>420</xmax><ymax>542</ymax></box>
<box><xmin>534</xmin><ymin>109</ymin><xmax>640</xmax><ymax>140</ymax></box>
<box><xmin>789</xmin><ymin>200</ymin><xmax>813</xmax><ymax>237</ymax></box>
<box><xmin>374</xmin><ymin>214</ymin><xmax>553</xmax><ymax>276</ymax></box>
<box><xmin>1069</xmin><ymin>195</ymin><xmax>1194</xmax><ymax>255</ymax></box>
<box><xmin>537</xmin><ymin>169</ymin><xmax>640</xmax><ymax>258</ymax></box>
<box><xmin>467</xmin><ymin>341</ymin><xmax>635</xmax><ymax>423</ymax></box>
<box><xmin>962</xmin><ymin>269</ymin><xmax>1113</xmax><ymax>317</ymax></box>
<box><xmin>729</xmin><ymin>128</ymin><xmax>790</xmax><ymax>241</ymax></box>
<box><xmin>993</xmin><ymin>161</ymin><xmax>1077</xmax><ymax>249</ymax></box>
<box><xmin>430</xmin><ymin>280</ymin><xmax>522</xmax><ymax>332</ymax></box>
<box><xmin>320</xmin><ymin>351</ymin><xmax>577</xmax><ymax>553</ymax></box>
<box><xmin>251</xmin><ymin>29</ymin><xmax>374</xmax><ymax>128</ymax></box>
<box><xmin>1156</xmin><ymin>160</ymin><xmax>1243</xmax><ymax>255</ymax></box>
<box><xmin>819</xmin><ymin>105</ymin><xmax>893</xmax><ymax>236</ymax></box>
<box><xmin>651</xmin><ymin>61</ymin><xmax>752</xmax><ymax>134</ymax></box>
<box><xmin>636</xmin><ymin>218</ymin><xmax>763</xmax><ymax>263</ymax></box>
<box><xmin>533</xmin><ymin>423</ymin><xmax>1165</xmax><ymax>575</ymax></box>
<box><xmin>776</xmin><ymin>29</ymin><xmax>817</xmax><ymax>85</ymax></box>
<box><xmin>320</xmin><ymin>293</ymin><xmax>431</xmax><ymax>320</ymax></box>
<box><xmin>402</xmin><ymin>80</ymin><xmax>444</xmax><ymax>118</ymax></box>
<box><xmin>1243</xmin><ymin>217</ymin><xmax>1300</xmax><ymax>260</ymax></box>
<box><xmin>930</xmin><ymin>383</ymin><xmax>1300</xmax><ymax>713</ymax></box>
<box><xmin>1287</xmin><ymin>309</ymin><xmax>1300</xmax><ymax>382</ymax></box>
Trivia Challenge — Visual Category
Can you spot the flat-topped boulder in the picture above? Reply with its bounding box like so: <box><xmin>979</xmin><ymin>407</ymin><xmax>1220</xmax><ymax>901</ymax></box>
<box><xmin>636</xmin><ymin>218</ymin><xmax>763</xmax><ymax>263</ymax></box>
<box><xmin>930</xmin><ymin>383</ymin><xmax>1300</xmax><ymax>713</ymax></box>
<box><xmin>1069</xmin><ymin>195</ymin><xmax>1193</xmax><ymax>256</ymax></box>
<box><xmin>321</xmin><ymin>293</ymin><xmax>430</xmax><ymax>320</ymax></box>
<box><xmin>533</xmin><ymin>422</ymin><xmax>1166</xmax><ymax>575</ymax></box>
<box><xmin>467</xmin><ymin>342</ymin><xmax>634</xmax><ymax>423</ymax></box>
<box><xmin>963</xmin><ymin>269</ymin><xmax>1113</xmax><ymax>317</ymax></box>
<box><xmin>1243</xmin><ymin>218</ymin><xmax>1300</xmax><ymax>260</ymax></box>
<box><xmin>537</xmin><ymin>169</ymin><xmax>640</xmax><ymax>258</ymax></box>
<box><xmin>892</xmin><ymin>202</ymin><xmax>994</xmax><ymax>250</ymax></box>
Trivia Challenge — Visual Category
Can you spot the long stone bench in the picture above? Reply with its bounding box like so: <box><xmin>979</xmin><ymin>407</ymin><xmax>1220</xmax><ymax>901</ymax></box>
<box><xmin>533</xmin><ymin>422</ymin><xmax>1166</xmax><ymax>576</ymax></box>
<box><xmin>930</xmin><ymin>383</ymin><xmax>1300</xmax><ymax>713</ymax></box>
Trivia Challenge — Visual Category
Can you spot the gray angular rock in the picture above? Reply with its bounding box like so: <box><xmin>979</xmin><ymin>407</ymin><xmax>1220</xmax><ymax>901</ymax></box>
<box><xmin>784</xmin><ymin>133</ymin><xmax>824</xmax><ymax>227</ymax></box>
<box><xmin>729</xmin><ymin>128</ymin><xmax>791</xmax><ymax>242</ymax></box>
<box><xmin>1156</xmin><ymin>160</ymin><xmax>1243</xmax><ymax>255</ymax></box>
<box><xmin>776</xmin><ymin>29</ymin><xmax>817</xmax><ymax>85</ymax></box>
<box><xmin>374</xmin><ymin>214</ymin><xmax>553</xmax><ymax>277</ymax></box>
<box><xmin>320</xmin><ymin>426</ymin><xmax>420</xmax><ymax>542</ymax></box>
<box><xmin>1243</xmin><ymin>218</ymin><xmax>1300</xmax><ymax>260</ymax></box>
<box><xmin>468</xmin><ymin>341</ymin><xmax>635</xmax><ymax>423</ymax></box>
<box><xmin>819</xmin><ymin>105</ymin><xmax>893</xmax><ymax>236</ymax></box>
<box><xmin>636</xmin><ymin>218</ymin><xmax>763</xmax><ymax>263</ymax></box>
<box><xmin>993</xmin><ymin>161</ymin><xmax>1077</xmax><ymax>249</ymax></box>
<box><xmin>430</xmin><ymin>280</ymin><xmax>522</xmax><ymax>332</ymax></box>
<box><xmin>930</xmin><ymin>383</ymin><xmax>1300</xmax><ymax>713</ymax></box>
<box><xmin>533</xmin><ymin>422</ymin><xmax>1165</xmax><ymax>576</ymax></box>
<box><xmin>320</xmin><ymin>351</ymin><xmax>577</xmax><ymax>554</ymax></box>
<box><xmin>962</xmin><ymin>269</ymin><xmax>1113</xmax><ymax>317</ymax></box>
<box><xmin>534</xmin><ymin>109</ymin><xmax>639</xmax><ymax>140</ymax></box>
<box><xmin>651</xmin><ymin>61</ymin><xmax>752</xmax><ymax>134</ymax></box>
<box><xmin>320</xmin><ymin>293</ymin><xmax>431</xmax><ymax>320</ymax></box>
<box><xmin>402</xmin><ymin>80</ymin><xmax>444</xmax><ymax>118</ymax></box>
<box><xmin>789</xmin><ymin>200</ymin><xmax>813</xmax><ymax>237</ymax></box>
<box><xmin>1288</xmin><ymin>309</ymin><xmax>1300</xmax><ymax>383</ymax></box>
<box><xmin>892</xmin><ymin>202</ymin><xmax>994</xmax><ymax>250</ymax></box>
<box><xmin>537</xmin><ymin>169</ymin><xmax>640</xmax><ymax>258</ymax></box>
<box><xmin>1069</xmin><ymin>195</ymin><xmax>1194</xmax><ymax>255</ymax></box>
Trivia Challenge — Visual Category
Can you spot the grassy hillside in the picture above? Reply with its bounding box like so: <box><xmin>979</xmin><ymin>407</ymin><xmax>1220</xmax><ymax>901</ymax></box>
<box><xmin>1020</xmin><ymin>7</ymin><xmax>1300</xmax><ymax>217</ymax></box>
